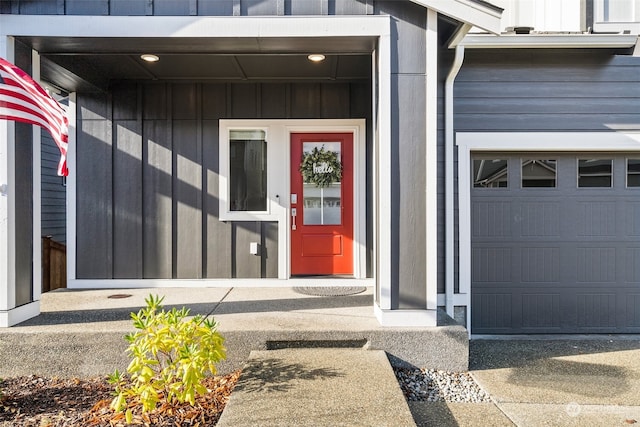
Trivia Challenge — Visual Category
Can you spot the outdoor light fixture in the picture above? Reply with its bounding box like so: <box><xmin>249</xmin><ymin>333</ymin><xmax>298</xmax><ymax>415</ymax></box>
<box><xmin>307</xmin><ymin>54</ymin><xmax>326</xmax><ymax>62</ymax></box>
<box><xmin>140</xmin><ymin>54</ymin><xmax>160</xmax><ymax>62</ymax></box>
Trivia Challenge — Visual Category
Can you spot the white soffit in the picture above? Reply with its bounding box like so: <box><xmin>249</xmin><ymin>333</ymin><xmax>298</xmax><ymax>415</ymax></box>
<box><xmin>461</xmin><ymin>33</ymin><xmax>639</xmax><ymax>49</ymax></box>
<box><xmin>411</xmin><ymin>0</ymin><xmax>502</xmax><ymax>35</ymax></box>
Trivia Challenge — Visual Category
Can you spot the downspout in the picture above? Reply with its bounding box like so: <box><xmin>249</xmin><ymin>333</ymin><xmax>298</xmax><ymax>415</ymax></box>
<box><xmin>445</xmin><ymin>25</ymin><xmax>470</xmax><ymax>320</ymax></box>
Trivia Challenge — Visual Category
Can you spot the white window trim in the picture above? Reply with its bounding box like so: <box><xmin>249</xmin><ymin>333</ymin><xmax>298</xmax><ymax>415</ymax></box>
<box><xmin>593</xmin><ymin>0</ymin><xmax>640</xmax><ymax>35</ymax></box>
<box><xmin>219</xmin><ymin>125</ymin><xmax>275</xmax><ymax>222</ymax></box>
<box><xmin>456</xmin><ymin>131</ymin><xmax>640</xmax><ymax>334</ymax></box>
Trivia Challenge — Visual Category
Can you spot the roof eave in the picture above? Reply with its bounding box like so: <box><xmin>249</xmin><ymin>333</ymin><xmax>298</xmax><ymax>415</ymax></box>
<box><xmin>461</xmin><ymin>33</ymin><xmax>640</xmax><ymax>49</ymax></box>
<box><xmin>410</xmin><ymin>0</ymin><xmax>503</xmax><ymax>35</ymax></box>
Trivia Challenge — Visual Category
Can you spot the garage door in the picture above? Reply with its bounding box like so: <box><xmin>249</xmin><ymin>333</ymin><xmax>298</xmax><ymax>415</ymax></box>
<box><xmin>471</xmin><ymin>153</ymin><xmax>640</xmax><ymax>334</ymax></box>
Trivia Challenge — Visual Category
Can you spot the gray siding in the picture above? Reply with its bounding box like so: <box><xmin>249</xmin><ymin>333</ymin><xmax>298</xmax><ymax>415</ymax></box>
<box><xmin>76</xmin><ymin>81</ymin><xmax>370</xmax><ymax>279</ymax></box>
<box><xmin>1</xmin><ymin>0</ymin><xmax>372</xmax><ymax>15</ymax></box>
<box><xmin>41</xmin><ymin>133</ymin><xmax>67</xmax><ymax>244</ymax></box>
<box><xmin>76</xmin><ymin>92</ymin><xmax>113</xmax><ymax>279</ymax></box>
<box><xmin>14</xmin><ymin>41</ymin><xmax>34</xmax><ymax>306</ymax></box>
<box><xmin>455</xmin><ymin>49</ymin><xmax>640</xmax><ymax>132</ymax></box>
<box><xmin>377</xmin><ymin>0</ymin><xmax>428</xmax><ymax>309</ymax></box>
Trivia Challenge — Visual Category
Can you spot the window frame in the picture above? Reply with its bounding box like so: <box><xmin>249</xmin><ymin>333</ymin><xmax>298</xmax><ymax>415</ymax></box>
<box><xmin>577</xmin><ymin>158</ymin><xmax>614</xmax><ymax>189</ymax></box>
<box><xmin>593</xmin><ymin>0</ymin><xmax>640</xmax><ymax>34</ymax></box>
<box><xmin>627</xmin><ymin>158</ymin><xmax>640</xmax><ymax>188</ymax></box>
<box><xmin>219</xmin><ymin>124</ymin><xmax>276</xmax><ymax>221</ymax></box>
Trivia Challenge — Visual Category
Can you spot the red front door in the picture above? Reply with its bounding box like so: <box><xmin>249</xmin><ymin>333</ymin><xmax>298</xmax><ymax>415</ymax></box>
<box><xmin>290</xmin><ymin>133</ymin><xmax>353</xmax><ymax>275</ymax></box>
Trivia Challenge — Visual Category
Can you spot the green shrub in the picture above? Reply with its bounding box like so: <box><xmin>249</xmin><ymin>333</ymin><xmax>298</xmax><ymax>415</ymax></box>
<box><xmin>109</xmin><ymin>294</ymin><xmax>226</xmax><ymax>417</ymax></box>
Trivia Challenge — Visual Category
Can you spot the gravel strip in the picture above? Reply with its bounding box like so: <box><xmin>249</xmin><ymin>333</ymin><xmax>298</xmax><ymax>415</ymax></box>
<box><xmin>394</xmin><ymin>367</ymin><xmax>491</xmax><ymax>403</ymax></box>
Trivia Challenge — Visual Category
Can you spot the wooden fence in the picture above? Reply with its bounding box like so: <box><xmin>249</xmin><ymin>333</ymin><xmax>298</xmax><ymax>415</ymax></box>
<box><xmin>42</xmin><ymin>236</ymin><xmax>66</xmax><ymax>292</ymax></box>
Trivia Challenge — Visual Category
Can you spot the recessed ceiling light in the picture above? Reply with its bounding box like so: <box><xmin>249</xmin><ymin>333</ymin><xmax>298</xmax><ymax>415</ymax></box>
<box><xmin>307</xmin><ymin>54</ymin><xmax>326</xmax><ymax>62</ymax></box>
<box><xmin>140</xmin><ymin>54</ymin><xmax>159</xmax><ymax>62</ymax></box>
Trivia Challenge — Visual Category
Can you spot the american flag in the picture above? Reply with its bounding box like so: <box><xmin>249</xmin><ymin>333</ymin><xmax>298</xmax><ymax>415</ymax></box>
<box><xmin>0</xmin><ymin>57</ymin><xmax>69</xmax><ymax>176</ymax></box>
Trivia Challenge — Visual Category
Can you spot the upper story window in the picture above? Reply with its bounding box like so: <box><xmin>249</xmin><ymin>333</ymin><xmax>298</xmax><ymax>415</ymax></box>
<box><xmin>594</xmin><ymin>0</ymin><xmax>640</xmax><ymax>34</ymax></box>
<box><xmin>596</xmin><ymin>0</ymin><xmax>640</xmax><ymax>22</ymax></box>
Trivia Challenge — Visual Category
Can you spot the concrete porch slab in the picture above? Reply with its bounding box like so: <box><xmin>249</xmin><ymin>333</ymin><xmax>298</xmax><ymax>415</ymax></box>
<box><xmin>0</xmin><ymin>287</ymin><xmax>469</xmax><ymax>377</ymax></box>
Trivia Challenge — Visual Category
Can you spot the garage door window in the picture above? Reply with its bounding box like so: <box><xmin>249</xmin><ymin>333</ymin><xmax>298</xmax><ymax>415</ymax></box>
<box><xmin>628</xmin><ymin>159</ymin><xmax>640</xmax><ymax>187</ymax></box>
<box><xmin>522</xmin><ymin>159</ymin><xmax>556</xmax><ymax>188</ymax></box>
<box><xmin>578</xmin><ymin>159</ymin><xmax>612</xmax><ymax>188</ymax></box>
<box><xmin>473</xmin><ymin>159</ymin><xmax>508</xmax><ymax>188</ymax></box>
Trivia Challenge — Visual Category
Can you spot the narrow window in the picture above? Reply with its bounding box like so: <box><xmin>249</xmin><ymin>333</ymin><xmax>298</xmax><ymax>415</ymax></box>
<box><xmin>578</xmin><ymin>159</ymin><xmax>612</xmax><ymax>188</ymax></box>
<box><xmin>473</xmin><ymin>159</ymin><xmax>508</xmax><ymax>188</ymax></box>
<box><xmin>628</xmin><ymin>158</ymin><xmax>640</xmax><ymax>187</ymax></box>
<box><xmin>229</xmin><ymin>130</ymin><xmax>267</xmax><ymax>211</ymax></box>
<box><xmin>522</xmin><ymin>159</ymin><xmax>556</xmax><ymax>188</ymax></box>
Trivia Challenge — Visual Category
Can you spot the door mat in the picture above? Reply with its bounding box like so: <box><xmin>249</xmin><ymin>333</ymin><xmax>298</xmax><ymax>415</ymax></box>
<box><xmin>293</xmin><ymin>286</ymin><xmax>367</xmax><ymax>297</ymax></box>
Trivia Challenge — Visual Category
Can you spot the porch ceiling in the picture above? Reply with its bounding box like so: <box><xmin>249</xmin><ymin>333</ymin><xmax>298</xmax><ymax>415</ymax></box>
<box><xmin>16</xmin><ymin>36</ymin><xmax>374</xmax><ymax>93</ymax></box>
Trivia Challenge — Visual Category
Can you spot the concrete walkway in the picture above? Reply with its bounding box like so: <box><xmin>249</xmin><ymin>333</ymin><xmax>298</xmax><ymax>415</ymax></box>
<box><xmin>217</xmin><ymin>348</ymin><xmax>416</xmax><ymax>427</ymax></box>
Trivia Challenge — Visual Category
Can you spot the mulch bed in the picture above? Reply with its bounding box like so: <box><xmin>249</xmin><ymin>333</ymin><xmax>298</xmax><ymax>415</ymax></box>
<box><xmin>0</xmin><ymin>371</ymin><xmax>240</xmax><ymax>427</ymax></box>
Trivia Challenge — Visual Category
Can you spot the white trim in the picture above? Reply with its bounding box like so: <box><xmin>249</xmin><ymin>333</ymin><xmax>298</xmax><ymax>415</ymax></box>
<box><xmin>0</xmin><ymin>15</ymin><xmax>390</xmax><ymax>38</ymax></box>
<box><xmin>218</xmin><ymin>125</ymin><xmax>275</xmax><ymax>222</ymax></box>
<box><xmin>377</xmin><ymin>29</ymin><xmax>393</xmax><ymax>310</ymax></box>
<box><xmin>32</xmin><ymin>49</ymin><xmax>42</xmax><ymax>304</ymax></box>
<box><xmin>593</xmin><ymin>22</ymin><xmax>640</xmax><ymax>36</ymax></box>
<box><xmin>437</xmin><ymin>293</ymin><xmax>468</xmax><ymax>306</ymax></box>
<box><xmin>69</xmin><ymin>278</ymin><xmax>375</xmax><ymax>289</ymax></box>
<box><xmin>0</xmin><ymin>300</ymin><xmax>40</xmax><ymax>327</ymax></box>
<box><xmin>456</xmin><ymin>131</ymin><xmax>640</xmax><ymax>334</ymax></box>
<box><xmin>374</xmin><ymin>305</ymin><xmax>437</xmax><ymax>327</ymax></box>
<box><xmin>410</xmin><ymin>0</ymin><xmax>502</xmax><ymax>35</ymax></box>
<box><xmin>461</xmin><ymin>33</ymin><xmax>639</xmax><ymax>49</ymax></box>
<box><xmin>217</xmin><ymin>119</ymin><xmax>367</xmax><ymax>281</ymax></box>
<box><xmin>425</xmin><ymin>9</ymin><xmax>438</xmax><ymax>311</ymax></box>
<box><xmin>66</xmin><ymin>93</ymin><xmax>77</xmax><ymax>283</ymax></box>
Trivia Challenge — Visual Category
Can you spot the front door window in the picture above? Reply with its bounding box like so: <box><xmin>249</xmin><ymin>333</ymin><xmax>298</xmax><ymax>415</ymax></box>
<box><xmin>301</xmin><ymin>142</ymin><xmax>342</xmax><ymax>225</ymax></box>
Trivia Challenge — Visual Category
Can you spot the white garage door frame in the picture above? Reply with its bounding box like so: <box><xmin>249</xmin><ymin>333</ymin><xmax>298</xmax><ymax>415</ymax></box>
<box><xmin>456</xmin><ymin>131</ymin><xmax>640</xmax><ymax>334</ymax></box>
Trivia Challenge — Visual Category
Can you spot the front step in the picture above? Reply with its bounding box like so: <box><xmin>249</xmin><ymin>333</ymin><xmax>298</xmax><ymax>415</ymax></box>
<box><xmin>217</xmin><ymin>348</ymin><xmax>416</xmax><ymax>427</ymax></box>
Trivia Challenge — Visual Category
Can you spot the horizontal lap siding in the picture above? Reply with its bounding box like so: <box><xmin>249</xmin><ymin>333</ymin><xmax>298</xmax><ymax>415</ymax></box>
<box><xmin>76</xmin><ymin>81</ymin><xmax>368</xmax><ymax>279</ymax></box>
<box><xmin>455</xmin><ymin>49</ymin><xmax>640</xmax><ymax>132</ymax></box>
<box><xmin>41</xmin><ymin>133</ymin><xmax>67</xmax><ymax>244</ymax></box>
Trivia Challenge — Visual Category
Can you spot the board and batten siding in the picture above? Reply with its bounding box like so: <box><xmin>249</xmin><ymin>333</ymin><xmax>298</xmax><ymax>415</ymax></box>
<box><xmin>13</xmin><ymin>40</ymin><xmax>34</xmax><ymax>306</ymax></box>
<box><xmin>0</xmin><ymin>0</ymin><xmax>374</xmax><ymax>16</ymax></box>
<box><xmin>75</xmin><ymin>81</ymin><xmax>370</xmax><ymax>280</ymax></box>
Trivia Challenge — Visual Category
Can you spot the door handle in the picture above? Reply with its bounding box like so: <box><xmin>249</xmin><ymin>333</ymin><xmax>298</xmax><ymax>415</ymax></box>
<box><xmin>291</xmin><ymin>208</ymin><xmax>297</xmax><ymax>230</ymax></box>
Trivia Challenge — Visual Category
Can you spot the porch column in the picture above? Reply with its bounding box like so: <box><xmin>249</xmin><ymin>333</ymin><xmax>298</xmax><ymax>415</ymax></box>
<box><xmin>0</xmin><ymin>36</ymin><xmax>15</xmax><ymax>327</ymax></box>
<box><xmin>0</xmin><ymin>36</ymin><xmax>41</xmax><ymax>327</ymax></box>
<box><xmin>374</xmin><ymin>7</ymin><xmax>439</xmax><ymax>327</ymax></box>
